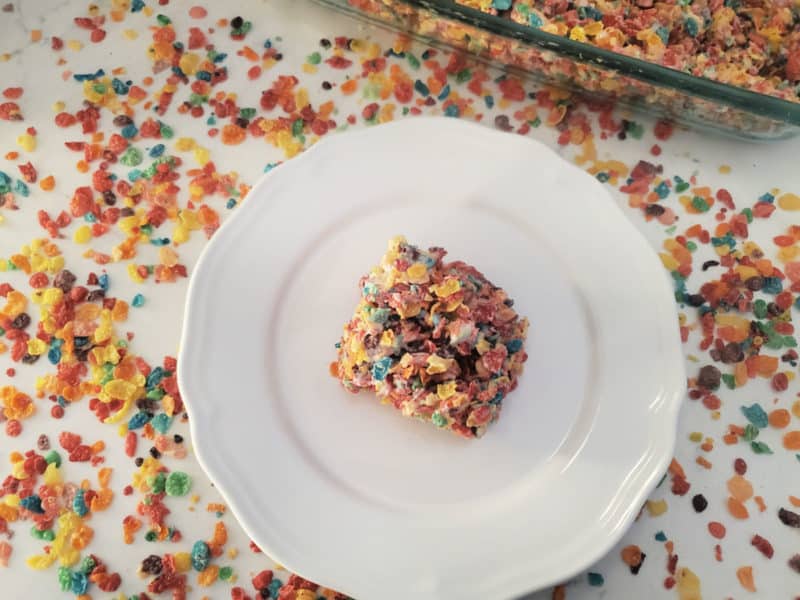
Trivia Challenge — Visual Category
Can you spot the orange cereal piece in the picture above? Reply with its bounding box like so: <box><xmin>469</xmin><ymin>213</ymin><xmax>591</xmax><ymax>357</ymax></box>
<box><xmin>340</xmin><ymin>79</ymin><xmax>358</xmax><ymax>95</ymax></box>
<box><xmin>789</xmin><ymin>496</ymin><xmax>800</xmax><ymax>507</ymax></box>
<box><xmin>30</xmin><ymin>30</ymin><xmax>42</xmax><ymax>42</ymax></box>
<box><xmin>723</xmin><ymin>433</ymin><xmax>739</xmax><ymax>445</ymax></box>
<box><xmin>220</xmin><ymin>124</ymin><xmax>246</xmax><ymax>145</ymax></box>
<box><xmin>696</xmin><ymin>456</ymin><xmax>712</xmax><ymax>469</ymax></box>
<box><xmin>727</xmin><ymin>475</ymin><xmax>754</xmax><ymax>502</ymax></box>
<box><xmin>98</xmin><ymin>467</ymin><xmax>112</xmax><ymax>488</ymax></box>
<box><xmin>620</xmin><ymin>545</ymin><xmax>642</xmax><ymax>567</ymax></box>
<box><xmin>754</xmin><ymin>355</ymin><xmax>779</xmax><ymax>377</ymax></box>
<box><xmin>39</xmin><ymin>175</ymin><xmax>55</xmax><ymax>190</ymax></box>
<box><xmin>783</xmin><ymin>431</ymin><xmax>800</xmax><ymax>450</ymax></box>
<box><xmin>122</xmin><ymin>516</ymin><xmax>142</xmax><ymax>544</ymax></box>
<box><xmin>768</xmin><ymin>409</ymin><xmax>791</xmax><ymax>429</ymax></box>
<box><xmin>727</xmin><ymin>496</ymin><xmax>749</xmax><ymax>519</ymax></box>
<box><xmin>736</xmin><ymin>566</ymin><xmax>755</xmax><ymax>592</ymax></box>
<box><xmin>91</xmin><ymin>440</ymin><xmax>105</xmax><ymax>454</ymax></box>
<box><xmin>754</xmin><ymin>496</ymin><xmax>766</xmax><ymax>512</ymax></box>
<box><xmin>90</xmin><ymin>488</ymin><xmax>113</xmax><ymax>512</ymax></box>
<box><xmin>198</xmin><ymin>565</ymin><xmax>219</xmax><ymax>586</ymax></box>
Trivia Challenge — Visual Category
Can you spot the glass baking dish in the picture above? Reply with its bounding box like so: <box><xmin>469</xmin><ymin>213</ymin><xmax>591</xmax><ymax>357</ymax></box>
<box><xmin>313</xmin><ymin>0</ymin><xmax>800</xmax><ymax>140</ymax></box>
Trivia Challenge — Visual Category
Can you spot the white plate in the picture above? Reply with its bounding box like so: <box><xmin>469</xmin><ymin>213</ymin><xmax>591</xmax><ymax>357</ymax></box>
<box><xmin>178</xmin><ymin>118</ymin><xmax>685</xmax><ymax>600</ymax></box>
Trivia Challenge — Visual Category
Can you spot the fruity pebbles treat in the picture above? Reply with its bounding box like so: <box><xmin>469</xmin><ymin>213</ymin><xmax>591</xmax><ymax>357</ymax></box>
<box><xmin>332</xmin><ymin>236</ymin><xmax>529</xmax><ymax>438</ymax></box>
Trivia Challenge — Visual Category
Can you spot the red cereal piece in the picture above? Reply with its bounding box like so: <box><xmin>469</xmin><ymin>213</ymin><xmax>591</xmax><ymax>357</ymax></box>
<box><xmin>751</xmin><ymin>534</ymin><xmax>774</xmax><ymax>559</ymax></box>
<box><xmin>251</xmin><ymin>570</ymin><xmax>273</xmax><ymax>590</ymax></box>
<box><xmin>58</xmin><ymin>431</ymin><xmax>82</xmax><ymax>451</ymax></box>
<box><xmin>55</xmin><ymin>112</ymin><xmax>77</xmax><ymax>127</ymax></box>
<box><xmin>708</xmin><ymin>521</ymin><xmax>726</xmax><ymax>539</ymax></box>
<box><xmin>2</xmin><ymin>87</ymin><xmax>23</xmax><ymax>99</ymax></box>
<box><xmin>124</xmin><ymin>431</ymin><xmax>137</xmax><ymax>457</ymax></box>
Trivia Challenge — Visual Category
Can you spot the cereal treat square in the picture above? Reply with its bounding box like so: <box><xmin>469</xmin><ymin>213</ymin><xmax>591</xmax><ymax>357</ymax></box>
<box><xmin>332</xmin><ymin>236</ymin><xmax>529</xmax><ymax>438</ymax></box>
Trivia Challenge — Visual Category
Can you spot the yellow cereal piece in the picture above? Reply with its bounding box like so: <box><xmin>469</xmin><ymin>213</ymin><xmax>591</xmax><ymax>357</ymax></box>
<box><xmin>52</xmin><ymin>101</ymin><xmax>66</xmax><ymax>112</ymax></box>
<box><xmin>91</xmin><ymin>345</ymin><xmax>121</xmax><ymax>365</ymax></box>
<box><xmin>675</xmin><ymin>567</ymin><xmax>702</xmax><ymax>600</ymax></box>
<box><xmin>426</xmin><ymin>355</ymin><xmax>453</xmax><ymax>375</ymax></box>
<box><xmin>430</xmin><ymin>277</ymin><xmax>461</xmax><ymax>297</ymax></box>
<box><xmin>172</xmin><ymin>224</ymin><xmax>189</xmax><ymax>245</ymax></box>
<box><xmin>174</xmin><ymin>137</ymin><xmax>196</xmax><ymax>152</ymax></box>
<box><xmin>193</xmin><ymin>146</ymin><xmax>210</xmax><ymax>165</ymax></box>
<box><xmin>379</xmin><ymin>330</ymin><xmax>395</xmax><ymax>347</ymax></box>
<box><xmin>43</xmin><ymin>462</ymin><xmax>61</xmax><ymax>486</ymax></box>
<box><xmin>127</xmin><ymin>263</ymin><xmax>146</xmax><ymax>283</ymax></box>
<box><xmin>103</xmin><ymin>379</ymin><xmax>140</xmax><ymax>402</ymax></box>
<box><xmin>777</xmin><ymin>246</ymin><xmax>800</xmax><ymax>262</ymax></box>
<box><xmin>26</xmin><ymin>554</ymin><xmax>56</xmax><ymax>570</ymax></box>
<box><xmin>42</xmin><ymin>287</ymin><xmax>63</xmax><ymax>305</ymax></box>
<box><xmin>569</xmin><ymin>26</ymin><xmax>587</xmax><ymax>42</ymax></box>
<box><xmin>296</xmin><ymin>591</ymin><xmax>316</xmax><ymax>600</ymax></box>
<box><xmin>162</xmin><ymin>394</ymin><xmax>176</xmax><ymax>417</ymax></box>
<box><xmin>646</xmin><ymin>499</ymin><xmax>668</xmax><ymax>516</ymax></box>
<box><xmin>4</xmin><ymin>494</ymin><xmax>19</xmax><ymax>508</ymax></box>
<box><xmin>17</xmin><ymin>134</ymin><xmax>36</xmax><ymax>152</ymax></box>
<box><xmin>26</xmin><ymin>339</ymin><xmax>47</xmax><ymax>356</ymax></box>
<box><xmin>659</xmin><ymin>252</ymin><xmax>679</xmax><ymax>271</ymax></box>
<box><xmin>174</xmin><ymin>552</ymin><xmax>192</xmax><ymax>573</ymax></box>
<box><xmin>585</xmin><ymin>21</ymin><xmax>603</xmax><ymax>36</ymax></box>
<box><xmin>296</xmin><ymin>88</ymin><xmax>309</xmax><ymax>110</ymax></box>
<box><xmin>437</xmin><ymin>381</ymin><xmax>457</xmax><ymax>400</ymax></box>
<box><xmin>178</xmin><ymin>52</ymin><xmax>201</xmax><ymax>75</ymax></box>
<box><xmin>73</xmin><ymin>225</ymin><xmax>92</xmax><ymax>244</ymax></box>
<box><xmin>406</xmin><ymin>262</ymin><xmax>429</xmax><ymax>283</ymax></box>
<box><xmin>689</xmin><ymin>432</ymin><xmax>703</xmax><ymax>442</ymax></box>
<box><xmin>123</xmin><ymin>28</ymin><xmax>138</xmax><ymax>39</ymax></box>
<box><xmin>302</xmin><ymin>64</ymin><xmax>317</xmax><ymax>74</ymax></box>
<box><xmin>475</xmin><ymin>337</ymin><xmax>491</xmax><ymax>355</ymax></box>
<box><xmin>778</xmin><ymin>193</ymin><xmax>800</xmax><ymax>211</ymax></box>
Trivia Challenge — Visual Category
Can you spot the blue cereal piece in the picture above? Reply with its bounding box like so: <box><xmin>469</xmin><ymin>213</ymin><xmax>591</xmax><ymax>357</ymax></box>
<box><xmin>20</xmin><ymin>494</ymin><xmax>44</xmax><ymax>514</ymax></box>
<box><xmin>72</xmin><ymin>489</ymin><xmax>88</xmax><ymax>517</ymax></box>
<box><xmin>191</xmin><ymin>540</ymin><xmax>211</xmax><ymax>571</ymax></box>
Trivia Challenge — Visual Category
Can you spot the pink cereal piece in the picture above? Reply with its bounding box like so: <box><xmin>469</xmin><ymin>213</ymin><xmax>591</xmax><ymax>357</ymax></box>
<box><xmin>189</xmin><ymin>6</ymin><xmax>207</xmax><ymax>18</ymax></box>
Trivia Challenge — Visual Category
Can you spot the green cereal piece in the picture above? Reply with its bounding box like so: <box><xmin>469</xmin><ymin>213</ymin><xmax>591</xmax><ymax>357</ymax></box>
<box><xmin>691</xmin><ymin>196</ymin><xmax>709</xmax><ymax>212</ymax></box>
<box><xmin>742</xmin><ymin>424</ymin><xmax>759</xmax><ymax>441</ymax></box>
<box><xmin>721</xmin><ymin>374</ymin><xmax>736</xmax><ymax>390</ymax></box>
<box><xmin>219</xmin><ymin>566</ymin><xmax>234</xmax><ymax>581</ymax></box>
<box><xmin>165</xmin><ymin>471</ymin><xmax>192</xmax><ymax>497</ymax></box>
<box><xmin>151</xmin><ymin>472</ymin><xmax>166</xmax><ymax>494</ymax></box>
<box><xmin>120</xmin><ymin>147</ymin><xmax>144</xmax><ymax>166</ymax></box>
<box><xmin>45</xmin><ymin>450</ymin><xmax>61</xmax><ymax>467</ymax></box>
<box><xmin>750</xmin><ymin>441</ymin><xmax>773</xmax><ymax>455</ymax></box>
